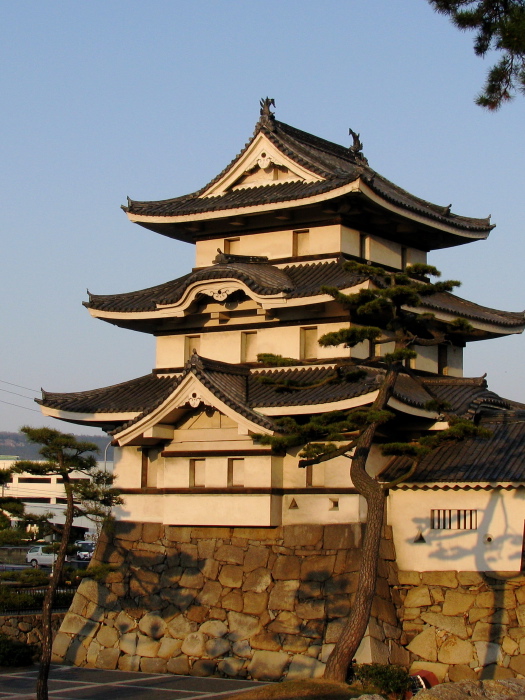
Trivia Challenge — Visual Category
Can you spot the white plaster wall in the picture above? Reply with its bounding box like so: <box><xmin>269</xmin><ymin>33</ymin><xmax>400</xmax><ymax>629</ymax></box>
<box><xmin>447</xmin><ymin>345</ymin><xmax>463</xmax><ymax>377</ymax></box>
<box><xmin>115</xmin><ymin>493</ymin><xmax>277</xmax><ymax>526</ymax></box>
<box><xmin>195</xmin><ymin>225</ymin><xmax>343</xmax><ymax>266</ymax></box>
<box><xmin>414</xmin><ymin>344</ymin><xmax>438</xmax><ymax>373</ymax></box>
<box><xmin>282</xmin><ymin>493</ymin><xmax>361</xmax><ymax>525</ymax></box>
<box><xmin>244</xmin><ymin>456</ymin><xmax>272</xmax><ymax>488</ymax></box>
<box><xmin>407</xmin><ymin>248</ymin><xmax>427</xmax><ymax>266</ymax></box>
<box><xmin>388</xmin><ymin>487</ymin><xmax>525</xmax><ymax>572</ymax></box>
<box><xmin>368</xmin><ymin>236</ymin><xmax>402</xmax><ymax>268</ymax></box>
<box><xmin>164</xmin><ymin>457</ymin><xmax>190</xmax><ymax>488</ymax></box>
<box><xmin>113</xmin><ymin>447</ymin><xmax>142</xmax><ymax>489</ymax></box>
<box><xmin>340</xmin><ymin>227</ymin><xmax>360</xmax><ymax>257</ymax></box>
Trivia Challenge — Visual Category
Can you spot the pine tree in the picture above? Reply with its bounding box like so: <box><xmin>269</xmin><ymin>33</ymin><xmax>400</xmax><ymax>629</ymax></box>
<box><xmin>12</xmin><ymin>427</ymin><xmax>122</xmax><ymax>700</ymax></box>
<box><xmin>429</xmin><ymin>0</ymin><xmax>525</xmax><ymax>109</ymax></box>
<box><xmin>257</xmin><ymin>261</ymin><xmax>490</xmax><ymax>681</ymax></box>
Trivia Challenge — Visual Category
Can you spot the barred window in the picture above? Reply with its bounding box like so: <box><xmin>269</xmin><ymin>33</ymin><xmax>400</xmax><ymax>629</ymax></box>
<box><xmin>431</xmin><ymin>509</ymin><xmax>477</xmax><ymax>530</ymax></box>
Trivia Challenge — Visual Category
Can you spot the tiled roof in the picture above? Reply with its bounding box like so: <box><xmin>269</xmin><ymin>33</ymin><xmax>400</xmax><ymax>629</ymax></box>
<box><xmin>381</xmin><ymin>412</ymin><xmax>525</xmax><ymax>483</ymax></box>
<box><xmin>37</xmin><ymin>374</ymin><xmax>179</xmax><ymax>413</ymax></box>
<box><xmin>85</xmin><ymin>258</ymin><xmax>525</xmax><ymax>330</ymax></box>
<box><xmin>125</xmin><ymin>118</ymin><xmax>492</xmax><ymax>234</ymax></box>
<box><xmin>40</xmin><ymin>355</ymin><xmax>518</xmax><ymax>430</ymax></box>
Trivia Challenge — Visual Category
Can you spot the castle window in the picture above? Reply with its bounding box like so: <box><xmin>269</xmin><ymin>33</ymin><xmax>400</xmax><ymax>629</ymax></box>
<box><xmin>227</xmin><ymin>458</ymin><xmax>244</xmax><ymax>487</ymax></box>
<box><xmin>293</xmin><ymin>229</ymin><xmax>309</xmax><ymax>257</ymax></box>
<box><xmin>431</xmin><ymin>509</ymin><xmax>477</xmax><ymax>530</ymax></box>
<box><xmin>189</xmin><ymin>458</ymin><xmax>205</xmax><ymax>488</ymax></box>
<box><xmin>438</xmin><ymin>345</ymin><xmax>449</xmax><ymax>375</ymax></box>
<box><xmin>224</xmin><ymin>238</ymin><xmax>240</xmax><ymax>255</ymax></box>
<box><xmin>359</xmin><ymin>233</ymin><xmax>368</xmax><ymax>261</ymax></box>
<box><xmin>329</xmin><ymin>498</ymin><xmax>339</xmax><ymax>511</ymax></box>
<box><xmin>301</xmin><ymin>326</ymin><xmax>318</xmax><ymax>360</ymax></box>
<box><xmin>184</xmin><ymin>335</ymin><xmax>201</xmax><ymax>362</ymax></box>
<box><xmin>241</xmin><ymin>331</ymin><xmax>258</xmax><ymax>363</ymax></box>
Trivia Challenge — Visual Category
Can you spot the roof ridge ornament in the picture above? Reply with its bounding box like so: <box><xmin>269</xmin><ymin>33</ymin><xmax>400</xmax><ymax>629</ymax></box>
<box><xmin>213</xmin><ymin>248</ymin><xmax>269</xmax><ymax>265</ymax></box>
<box><xmin>259</xmin><ymin>97</ymin><xmax>276</xmax><ymax>131</ymax></box>
<box><xmin>348</xmin><ymin>128</ymin><xmax>368</xmax><ymax>165</ymax></box>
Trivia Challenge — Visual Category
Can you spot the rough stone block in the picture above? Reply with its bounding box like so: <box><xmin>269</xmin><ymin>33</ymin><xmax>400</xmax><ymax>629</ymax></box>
<box><xmin>480</xmin><ymin>665</ymin><xmax>516</xmax><ymax>680</ymax></box>
<box><xmin>167</xmin><ymin>655</ymin><xmax>190</xmax><ymax>675</ymax></box>
<box><xmin>179</xmin><ymin>568</ymin><xmax>204</xmax><ymax>590</ymax></box>
<box><xmin>130</xmin><ymin>569</ymin><xmax>160</xmax><ymax>596</ymax></box>
<box><xmin>205</xmin><ymin>637</ymin><xmax>231</xmax><ymax>658</ymax></box>
<box><xmin>325</xmin><ymin>617</ymin><xmax>347</xmax><ymax>644</ymax></box>
<box><xmin>390</xmin><ymin>642</ymin><xmax>410</xmax><ymax>666</ymax></box>
<box><xmin>503</xmin><ymin>636</ymin><xmax>519</xmax><ymax>656</ymax></box>
<box><xmin>286</xmin><ymin>655</ymin><xmax>325</xmax><ymax>679</ymax></box>
<box><xmin>250</xmin><ymin>631</ymin><xmax>280</xmax><ymax>651</ymax></box>
<box><xmin>168</xmin><ymin>587</ymin><xmax>196</xmax><ymax>612</ymax></box>
<box><xmin>160</xmin><ymin>566</ymin><xmax>183</xmax><ymax>587</ymax></box>
<box><xmin>268</xmin><ymin>580</ymin><xmax>299</xmax><ymax>611</ymax></box>
<box><xmin>243</xmin><ymin>546</ymin><xmax>269</xmax><ymax>573</ymax></box>
<box><xmin>96</xmin><ymin>647</ymin><xmax>120</xmax><ymax>670</ymax></box>
<box><xmin>244</xmin><ymin>591</ymin><xmax>269</xmax><ymax>616</ymax></box>
<box><xmin>268</xmin><ymin>611</ymin><xmax>302</xmax><ymax>635</ymax></box>
<box><xmin>114</xmin><ymin>611</ymin><xmax>137</xmax><ymax>634</ymax></box>
<box><xmin>197</xmin><ymin>539</ymin><xmax>216</xmax><ymax>559</ymax></box>
<box><xmin>242</xmin><ymin>567</ymin><xmax>272</xmax><ymax>592</ymax></box>
<box><xmin>379</xmin><ymin>538</ymin><xmax>396</xmax><ymax>561</ymax></box>
<box><xmin>216</xmin><ymin>545</ymin><xmax>245</xmax><ymax>565</ymax></box>
<box><xmin>196</xmin><ymin>581</ymin><xmax>222</xmax><ymax>607</ymax></box>
<box><xmin>325</xmin><ymin>573</ymin><xmax>358</xmax><ymax>596</ymax></box>
<box><xmin>180</xmin><ymin>544</ymin><xmax>198</xmax><ymax>567</ymax></box>
<box><xmin>283</xmin><ymin>525</ymin><xmax>323</xmax><ymax>548</ymax></box>
<box><xmin>97</xmin><ymin>625</ymin><xmax>118</xmax><ymax>648</ymax></box>
<box><xmin>474</xmin><ymin>641</ymin><xmax>503</xmax><ymax>666</ymax></box>
<box><xmin>138</xmin><ymin>612</ymin><xmax>167</xmax><ymax>640</ymax></box>
<box><xmin>457</xmin><ymin>572</ymin><xmax>484</xmax><ymax>586</ymax></box>
<box><xmin>114</xmin><ymin>522</ymin><xmax>143</xmax><ymax>542</ymax></box>
<box><xmin>219</xmin><ymin>565</ymin><xmax>243</xmax><ymax>588</ymax></box>
<box><xmin>227</xmin><ymin>611</ymin><xmax>261</xmax><ymax>641</ymax></box>
<box><xmin>199</xmin><ymin>558</ymin><xmax>220</xmax><ymax>580</ymax></box>
<box><xmin>218</xmin><ymin>657</ymin><xmax>245</xmax><ymax>677</ymax></box>
<box><xmin>421</xmin><ymin>612</ymin><xmax>468</xmax><ymax>639</ymax></box>
<box><xmin>158</xmin><ymin>637</ymin><xmax>182</xmax><ymax>659</ymax></box>
<box><xmin>200</xmin><ymin>620</ymin><xmax>227</xmax><ymax>637</ymax></box>
<box><xmin>136</xmin><ymin>633</ymin><xmax>161</xmax><ymax>658</ymax></box>
<box><xmin>469</xmin><ymin>607</ymin><xmax>495</xmax><ymax>624</ymax></box>
<box><xmin>345</xmin><ymin>549</ymin><xmax>362</xmax><ymax>573</ymax></box>
<box><xmin>509</xmin><ymin>655</ymin><xmax>525</xmax><ymax>676</ymax></box>
<box><xmin>281</xmin><ymin>635</ymin><xmax>309</xmax><ymax>653</ymax></box>
<box><xmin>272</xmin><ymin>556</ymin><xmax>301</xmax><ymax>580</ymax></box>
<box><xmin>233</xmin><ymin>640</ymin><xmax>252</xmax><ymax>658</ymax></box>
<box><xmin>300</xmin><ymin>555</ymin><xmax>335</xmax><ymax>582</ymax></box>
<box><xmin>141</xmin><ymin>657</ymin><xmax>167</xmax><ymax>673</ymax></box>
<box><xmin>247</xmin><ymin>650</ymin><xmax>289</xmax><ymax>681</ymax></box>
<box><xmin>119</xmin><ymin>632</ymin><xmax>137</xmax><ymax>655</ymax></box>
<box><xmin>408</xmin><ymin>626</ymin><xmax>438</xmax><ymax>662</ymax></box>
<box><xmin>60</xmin><ymin>613</ymin><xmax>99</xmax><ymax>638</ymax></box>
<box><xmin>448</xmin><ymin>665</ymin><xmax>479</xmax><ymax>681</ymax></box>
<box><xmin>438</xmin><ymin>636</ymin><xmax>475</xmax><ymax>665</ymax></box>
<box><xmin>471</xmin><ymin>622</ymin><xmax>507</xmax><ymax>642</ymax></box>
<box><xmin>222</xmin><ymin>589</ymin><xmax>243</xmax><ymax>612</ymax></box>
<box><xmin>323</xmin><ymin>524</ymin><xmax>360</xmax><ymax>550</ymax></box>
<box><xmin>442</xmin><ymin>590</ymin><xmax>477</xmax><ymax>616</ymax></box>
<box><xmin>371</xmin><ymin>597</ymin><xmax>398</xmax><ymax>627</ymax></box>
<box><xmin>421</xmin><ymin>571</ymin><xmax>458</xmax><ymax>588</ymax></box>
<box><xmin>398</xmin><ymin>571</ymin><xmax>421</xmax><ymax>585</ymax></box>
<box><xmin>142</xmin><ymin>522</ymin><xmax>162</xmax><ymax>543</ymax></box>
<box><xmin>404</xmin><ymin>586</ymin><xmax>432</xmax><ymax>608</ymax></box>
<box><xmin>186</xmin><ymin>605</ymin><xmax>208</xmax><ymax>624</ymax></box>
<box><xmin>165</xmin><ymin>526</ymin><xmax>192</xmax><ymax>543</ymax></box>
<box><xmin>181</xmin><ymin>632</ymin><xmax>207</xmax><ymax>657</ymax></box>
<box><xmin>118</xmin><ymin>654</ymin><xmax>141</xmax><ymax>672</ymax></box>
<box><xmin>65</xmin><ymin>637</ymin><xmax>88</xmax><ymax>666</ymax></box>
<box><xmin>189</xmin><ymin>659</ymin><xmax>215</xmax><ymax>676</ymax></box>
<box><xmin>296</xmin><ymin>599</ymin><xmax>325</xmax><ymax>620</ymax></box>
<box><xmin>300</xmin><ymin>619</ymin><xmax>325</xmax><ymax>639</ymax></box>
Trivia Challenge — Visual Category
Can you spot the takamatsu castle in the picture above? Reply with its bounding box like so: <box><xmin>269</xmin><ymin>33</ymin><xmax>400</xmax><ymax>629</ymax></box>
<box><xmin>42</xmin><ymin>101</ymin><xmax>525</xmax><ymax>681</ymax></box>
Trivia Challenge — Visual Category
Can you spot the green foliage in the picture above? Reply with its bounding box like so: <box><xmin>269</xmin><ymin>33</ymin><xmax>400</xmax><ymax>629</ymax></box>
<box><xmin>74</xmin><ymin>563</ymin><xmax>118</xmax><ymax>582</ymax></box>
<box><xmin>0</xmin><ymin>528</ymin><xmax>28</xmax><ymax>546</ymax></box>
<box><xmin>318</xmin><ymin>327</ymin><xmax>382</xmax><ymax>348</ymax></box>
<box><xmin>449</xmin><ymin>317</ymin><xmax>474</xmax><ymax>332</ymax></box>
<box><xmin>429</xmin><ymin>0</ymin><xmax>525</xmax><ymax>109</ymax></box>
<box><xmin>407</xmin><ymin>263</ymin><xmax>441</xmax><ymax>278</ymax></box>
<box><xmin>384</xmin><ymin>348</ymin><xmax>417</xmax><ymax>364</ymax></box>
<box><xmin>0</xmin><ymin>568</ymin><xmax>50</xmax><ymax>586</ymax></box>
<box><xmin>423</xmin><ymin>399</ymin><xmax>453</xmax><ymax>413</ymax></box>
<box><xmin>256</xmin><ymin>353</ymin><xmax>298</xmax><ymax>366</ymax></box>
<box><xmin>353</xmin><ymin>663</ymin><xmax>411</xmax><ymax>699</ymax></box>
<box><xmin>299</xmin><ymin>443</ymin><xmax>338</xmax><ymax>459</ymax></box>
<box><xmin>381</xmin><ymin>442</ymin><xmax>429</xmax><ymax>458</ymax></box>
<box><xmin>0</xmin><ymin>634</ymin><xmax>34</xmax><ymax>666</ymax></box>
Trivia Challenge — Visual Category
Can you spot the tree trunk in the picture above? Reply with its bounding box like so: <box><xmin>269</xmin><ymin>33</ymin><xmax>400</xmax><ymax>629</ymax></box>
<box><xmin>37</xmin><ymin>476</ymin><xmax>74</xmax><ymax>700</ymax></box>
<box><xmin>324</xmin><ymin>367</ymin><xmax>398</xmax><ymax>682</ymax></box>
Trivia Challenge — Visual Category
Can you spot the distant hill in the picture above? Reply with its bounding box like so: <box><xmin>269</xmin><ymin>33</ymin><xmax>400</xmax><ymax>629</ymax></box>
<box><xmin>0</xmin><ymin>431</ymin><xmax>114</xmax><ymax>461</ymax></box>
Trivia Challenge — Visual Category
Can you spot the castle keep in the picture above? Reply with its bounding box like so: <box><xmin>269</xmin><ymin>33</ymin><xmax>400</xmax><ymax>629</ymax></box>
<box><xmin>42</xmin><ymin>101</ymin><xmax>525</xmax><ymax>680</ymax></box>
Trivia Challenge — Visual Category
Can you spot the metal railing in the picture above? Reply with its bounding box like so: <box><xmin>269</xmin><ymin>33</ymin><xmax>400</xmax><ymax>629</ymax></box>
<box><xmin>0</xmin><ymin>586</ymin><xmax>76</xmax><ymax>615</ymax></box>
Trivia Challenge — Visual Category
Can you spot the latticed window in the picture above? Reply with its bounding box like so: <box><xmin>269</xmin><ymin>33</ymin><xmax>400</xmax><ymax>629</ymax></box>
<box><xmin>431</xmin><ymin>509</ymin><xmax>477</xmax><ymax>530</ymax></box>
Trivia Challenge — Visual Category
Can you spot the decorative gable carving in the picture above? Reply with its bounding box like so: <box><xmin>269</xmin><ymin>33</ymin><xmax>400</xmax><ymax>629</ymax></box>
<box><xmin>200</xmin><ymin>133</ymin><xmax>323</xmax><ymax>198</ymax></box>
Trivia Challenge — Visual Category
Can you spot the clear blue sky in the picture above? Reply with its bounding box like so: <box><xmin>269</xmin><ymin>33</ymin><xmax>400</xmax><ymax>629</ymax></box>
<box><xmin>1</xmin><ymin>1</ymin><xmax>524</xmax><ymax>436</ymax></box>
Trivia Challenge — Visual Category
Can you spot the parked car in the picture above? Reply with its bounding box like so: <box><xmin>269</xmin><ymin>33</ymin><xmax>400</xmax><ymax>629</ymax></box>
<box><xmin>75</xmin><ymin>541</ymin><xmax>95</xmax><ymax>561</ymax></box>
<box><xmin>25</xmin><ymin>545</ymin><xmax>60</xmax><ymax>568</ymax></box>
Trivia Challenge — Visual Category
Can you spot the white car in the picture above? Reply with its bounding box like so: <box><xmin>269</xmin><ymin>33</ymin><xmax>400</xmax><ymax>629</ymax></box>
<box><xmin>76</xmin><ymin>541</ymin><xmax>95</xmax><ymax>561</ymax></box>
<box><xmin>25</xmin><ymin>545</ymin><xmax>58</xmax><ymax>568</ymax></box>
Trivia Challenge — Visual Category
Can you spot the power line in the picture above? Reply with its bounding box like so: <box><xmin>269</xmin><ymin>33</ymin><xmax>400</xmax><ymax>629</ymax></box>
<box><xmin>0</xmin><ymin>398</ymin><xmax>42</xmax><ymax>413</ymax></box>
<box><xmin>0</xmin><ymin>379</ymin><xmax>39</xmax><ymax>393</ymax></box>
<box><xmin>0</xmin><ymin>388</ymin><xmax>36</xmax><ymax>400</ymax></box>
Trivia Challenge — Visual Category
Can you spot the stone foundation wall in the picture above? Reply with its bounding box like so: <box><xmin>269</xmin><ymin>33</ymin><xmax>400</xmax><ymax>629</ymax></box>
<box><xmin>52</xmin><ymin>521</ymin><xmax>405</xmax><ymax>680</ymax></box>
<box><xmin>398</xmin><ymin>571</ymin><xmax>525</xmax><ymax>682</ymax></box>
<box><xmin>0</xmin><ymin>612</ymin><xmax>65</xmax><ymax>652</ymax></box>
